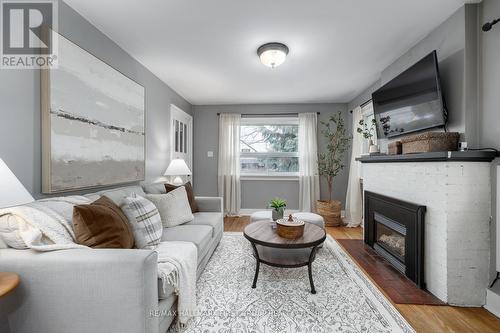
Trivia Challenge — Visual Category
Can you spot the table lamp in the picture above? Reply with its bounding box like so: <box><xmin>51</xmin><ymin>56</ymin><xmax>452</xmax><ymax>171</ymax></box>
<box><xmin>164</xmin><ymin>159</ymin><xmax>191</xmax><ymax>186</ymax></box>
<box><xmin>0</xmin><ymin>158</ymin><xmax>34</xmax><ymax>208</ymax></box>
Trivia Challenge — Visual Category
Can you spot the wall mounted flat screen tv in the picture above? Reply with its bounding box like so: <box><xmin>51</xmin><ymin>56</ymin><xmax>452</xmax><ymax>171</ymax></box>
<box><xmin>372</xmin><ymin>50</ymin><xmax>447</xmax><ymax>138</ymax></box>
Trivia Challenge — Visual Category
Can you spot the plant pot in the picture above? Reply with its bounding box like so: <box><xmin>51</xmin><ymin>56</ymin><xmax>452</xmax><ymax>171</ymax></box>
<box><xmin>272</xmin><ymin>209</ymin><xmax>284</xmax><ymax>221</ymax></box>
<box><xmin>316</xmin><ymin>200</ymin><xmax>342</xmax><ymax>227</ymax></box>
<box><xmin>369</xmin><ymin>144</ymin><xmax>380</xmax><ymax>154</ymax></box>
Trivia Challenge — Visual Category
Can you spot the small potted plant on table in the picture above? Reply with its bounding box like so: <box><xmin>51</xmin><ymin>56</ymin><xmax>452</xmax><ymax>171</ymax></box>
<box><xmin>269</xmin><ymin>198</ymin><xmax>287</xmax><ymax>221</ymax></box>
<box><xmin>317</xmin><ymin>112</ymin><xmax>351</xmax><ymax>227</ymax></box>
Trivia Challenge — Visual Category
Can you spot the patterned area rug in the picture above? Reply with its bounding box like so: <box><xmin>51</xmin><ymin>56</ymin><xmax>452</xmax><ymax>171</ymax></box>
<box><xmin>176</xmin><ymin>233</ymin><xmax>415</xmax><ymax>333</ymax></box>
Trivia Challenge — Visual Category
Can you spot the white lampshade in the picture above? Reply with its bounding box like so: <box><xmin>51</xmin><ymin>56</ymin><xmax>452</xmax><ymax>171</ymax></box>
<box><xmin>164</xmin><ymin>159</ymin><xmax>191</xmax><ymax>186</ymax></box>
<box><xmin>0</xmin><ymin>158</ymin><xmax>34</xmax><ymax>208</ymax></box>
<box><xmin>164</xmin><ymin>159</ymin><xmax>192</xmax><ymax>176</ymax></box>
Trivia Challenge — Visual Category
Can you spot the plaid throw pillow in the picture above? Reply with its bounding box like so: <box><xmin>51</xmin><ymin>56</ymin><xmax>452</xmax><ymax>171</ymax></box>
<box><xmin>121</xmin><ymin>193</ymin><xmax>162</xmax><ymax>249</ymax></box>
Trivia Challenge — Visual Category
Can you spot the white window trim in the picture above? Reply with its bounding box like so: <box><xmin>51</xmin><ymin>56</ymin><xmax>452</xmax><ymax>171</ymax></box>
<box><xmin>240</xmin><ymin>152</ymin><xmax>298</xmax><ymax>158</ymax></box>
<box><xmin>241</xmin><ymin>117</ymin><xmax>298</xmax><ymax>126</ymax></box>
<box><xmin>240</xmin><ymin>175</ymin><xmax>299</xmax><ymax>181</ymax></box>
<box><xmin>240</xmin><ymin>116</ymin><xmax>299</xmax><ymax>179</ymax></box>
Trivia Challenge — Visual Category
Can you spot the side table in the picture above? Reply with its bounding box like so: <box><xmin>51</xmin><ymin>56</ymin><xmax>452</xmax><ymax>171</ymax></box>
<box><xmin>0</xmin><ymin>272</ymin><xmax>20</xmax><ymax>298</ymax></box>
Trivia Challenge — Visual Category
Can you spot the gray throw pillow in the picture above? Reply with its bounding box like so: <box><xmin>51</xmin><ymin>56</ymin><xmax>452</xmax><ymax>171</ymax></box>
<box><xmin>145</xmin><ymin>187</ymin><xmax>194</xmax><ymax>228</ymax></box>
<box><xmin>121</xmin><ymin>193</ymin><xmax>163</xmax><ymax>249</ymax></box>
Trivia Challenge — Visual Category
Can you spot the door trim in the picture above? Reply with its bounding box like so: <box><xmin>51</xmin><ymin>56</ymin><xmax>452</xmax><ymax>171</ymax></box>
<box><xmin>169</xmin><ymin>104</ymin><xmax>193</xmax><ymax>182</ymax></box>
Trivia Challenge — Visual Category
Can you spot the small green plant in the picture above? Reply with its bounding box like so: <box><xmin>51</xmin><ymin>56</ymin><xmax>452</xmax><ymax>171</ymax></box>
<box><xmin>357</xmin><ymin>118</ymin><xmax>377</xmax><ymax>140</ymax></box>
<box><xmin>269</xmin><ymin>197</ymin><xmax>287</xmax><ymax>215</ymax></box>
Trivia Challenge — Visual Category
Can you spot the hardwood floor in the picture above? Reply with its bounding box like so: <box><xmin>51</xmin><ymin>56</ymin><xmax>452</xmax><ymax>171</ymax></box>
<box><xmin>224</xmin><ymin>215</ymin><xmax>500</xmax><ymax>333</ymax></box>
<box><xmin>224</xmin><ymin>215</ymin><xmax>251</xmax><ymax>232</ymax></box>
<box><xmin>336</xmin><ymin>239</ymin><xmax>444</xmax><ymax>305</ymax></box>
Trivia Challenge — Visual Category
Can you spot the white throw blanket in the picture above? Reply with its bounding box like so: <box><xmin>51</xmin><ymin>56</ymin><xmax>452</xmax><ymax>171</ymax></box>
<box><xmin>0</xmin><ymin>197</ymin><xmax>198</xmax><ymax>326</ymax></box>
<box><xmin>155</xmin><ymin>241</ymin><xmax>197</xmax><ymax>326</ymax></box>
<box><xmin>0</xmin><ymin>196</ymin><xmax>90</xmax><ymax>251</ymax></box>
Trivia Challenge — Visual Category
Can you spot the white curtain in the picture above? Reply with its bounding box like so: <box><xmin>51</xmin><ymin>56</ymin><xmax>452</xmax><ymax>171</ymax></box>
<box><xmin>344</xmin><ymin>106</ymin><xmax>363</xmax><ymax>227</ymax></box>
<box><xmin>298</xmin><ymin>113</ymin><xmax>320</xmax><ymax>212</ymax></box>
<box><xmin>218</xmin><ymin>113</ymin><xmax>241</xmax><ymax>215</ymax></box>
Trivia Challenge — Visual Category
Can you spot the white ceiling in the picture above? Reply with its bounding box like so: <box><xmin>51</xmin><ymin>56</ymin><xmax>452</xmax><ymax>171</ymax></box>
<box><xmin>64</xmin><ymin>0</ymin><xmax>470</xmax><ymax>105</ymax></box>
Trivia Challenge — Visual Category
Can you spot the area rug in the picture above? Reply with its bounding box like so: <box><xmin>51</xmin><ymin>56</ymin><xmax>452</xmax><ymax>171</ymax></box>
<box><xmin>175</xmin><ymin>233</ymin><xmax>415</xmax><ymax>333</ymax></box>
<box><xmin>336</xmin><ymin>239</ymin><xmax>445</xmax><ymax>305</ymax></box>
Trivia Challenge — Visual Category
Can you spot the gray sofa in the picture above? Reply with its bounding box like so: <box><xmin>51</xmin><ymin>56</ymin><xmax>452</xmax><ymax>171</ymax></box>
<box><xmin>0</xmin><ymin>184</ymin><xmax>223</xmax><ymax>333</ymax></box>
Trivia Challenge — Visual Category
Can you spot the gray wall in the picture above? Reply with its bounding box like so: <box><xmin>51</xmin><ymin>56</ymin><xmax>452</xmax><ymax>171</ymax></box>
<box><xmin>0</xmin><ymin>1</ymin><xmax>191</xmax><ymax>199</ymax></box>
<box><xmin>192</xmin><ymin>104</ymin><xmax>349</xmax><ymax>209</ymax></box>
<box><xmin>480</xmin><ymin>1</ymin><xmax>500</xmax><ymax>151</ymax></box>
<box><xmin>348</xmin><ymin>6</ymin><xmax>480</xmax><ymax>145</ymax></box>
<box><xmin>347</xmin><ymin>81</ymin><xmax>380</xmax><ymax>112</ymax></box>
<box><xmin>481</xmin><ymin>0</ymin><xmax>500</xmax><ymax>287</ymax></box>
<box><xmin>347</xmin><ymin>1</ymin><xmax>500</xmax><ymax>296</ymax></box>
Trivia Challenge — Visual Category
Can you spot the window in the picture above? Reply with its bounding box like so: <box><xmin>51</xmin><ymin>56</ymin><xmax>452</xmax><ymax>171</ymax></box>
<box><xmin>361</xmin><ymin>103</ymin><xmax>376</xmax><ymax>154</ymax></box>
<box><xmin>240</xmin><ymin>117</ymin><xmax>299</xmax><ymax>177</ymax></box>
<box><xmin>174</xmin><ymin>120</ymin><xmax>188</xmax><ymax>153</ymax></box>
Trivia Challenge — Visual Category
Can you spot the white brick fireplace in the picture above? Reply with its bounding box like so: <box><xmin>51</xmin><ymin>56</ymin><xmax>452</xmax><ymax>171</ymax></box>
<box><xmin>362</xmin><ymin>160</ymin><xmax>491</xmax><ymax>306</ymax></box>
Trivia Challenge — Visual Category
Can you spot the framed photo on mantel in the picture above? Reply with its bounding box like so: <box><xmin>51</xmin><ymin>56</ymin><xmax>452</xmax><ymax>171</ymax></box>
<box><xmin>41</xmin><ymin>33</ymin><xmax>145</xmax><ymax>193</ymax></box>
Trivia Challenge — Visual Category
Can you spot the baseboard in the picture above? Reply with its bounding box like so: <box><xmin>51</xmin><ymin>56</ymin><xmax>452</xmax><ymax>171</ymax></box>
<box><xmin>485</xmin><ymin>287</ymin><xmax>500</xmax><ymax>318</ymax></box>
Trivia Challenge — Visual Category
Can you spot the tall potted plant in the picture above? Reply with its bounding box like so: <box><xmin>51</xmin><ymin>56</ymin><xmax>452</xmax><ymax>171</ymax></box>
<box><xmin>317</xmin><ymin>112</ymin><xmax>351</xmax><ymax>227</ymax></box>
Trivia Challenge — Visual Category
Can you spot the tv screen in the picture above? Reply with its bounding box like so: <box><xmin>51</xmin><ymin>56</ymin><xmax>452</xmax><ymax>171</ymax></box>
<box><xmin>372</xmin><ymin>50</ymin><xmax>447</xmax><ymax>138</ymax></box>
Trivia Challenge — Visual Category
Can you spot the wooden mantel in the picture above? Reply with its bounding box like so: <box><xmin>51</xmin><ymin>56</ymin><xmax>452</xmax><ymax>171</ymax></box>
<box><xmin>356</xmin><ymin>151</ymin><xmax>497</xmax><ymax>163</ymax></box>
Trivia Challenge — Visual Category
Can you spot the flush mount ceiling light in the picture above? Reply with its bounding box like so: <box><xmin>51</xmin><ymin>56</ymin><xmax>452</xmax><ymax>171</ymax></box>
<box><xmin>257</xmin><ymin>42</ymin><xmax>289</xmax><ymax>68</ymax></box>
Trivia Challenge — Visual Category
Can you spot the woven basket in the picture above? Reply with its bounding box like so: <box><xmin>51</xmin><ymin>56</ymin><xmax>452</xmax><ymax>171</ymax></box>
<box><xmin>400</xmin><ymin>132</ymin><xmax>460</xmax><ymax>154</ymax></box>
<box><xmin>276</xmin><ymin>219</ymin><xmax>305</xmax><ymax>239</ymax></box>
<box><xmin>388</xmin><ymin>141</ymin><xmax>402</xmax><ymax>155</ymax></box>
<box><xmin>316</xmin><ymin>200</ymin><xmax>342</xmax><ymax>227</ymax></box>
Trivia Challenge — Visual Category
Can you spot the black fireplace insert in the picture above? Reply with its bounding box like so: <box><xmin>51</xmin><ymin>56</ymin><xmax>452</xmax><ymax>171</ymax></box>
<box><xmin>364</xmin><ymin>191</ymin><xmax>426</xmax><ymax>288</ymax></box>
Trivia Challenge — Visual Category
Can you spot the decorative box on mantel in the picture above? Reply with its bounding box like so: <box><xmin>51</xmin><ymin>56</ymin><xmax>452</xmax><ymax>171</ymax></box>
<box><xmin>358</xmin><ymin>151</ymin><xmax>496</xmax><ymax>306</ymax></box>
<box><xmin>400</xmin><ymin>131</ymin><xmax>460</xmax><ymax>154</ymax></box>
<box><xmin>388</xmin><ymin>141</ymin><xmax>402</xmax><ymax>155</ymax></box>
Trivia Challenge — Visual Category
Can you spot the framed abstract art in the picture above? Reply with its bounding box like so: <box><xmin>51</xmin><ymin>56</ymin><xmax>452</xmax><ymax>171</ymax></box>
<box><xmin>41</xmin><ymin>33</ymin><xmax>145</xmax><ymax>193</ymax></box>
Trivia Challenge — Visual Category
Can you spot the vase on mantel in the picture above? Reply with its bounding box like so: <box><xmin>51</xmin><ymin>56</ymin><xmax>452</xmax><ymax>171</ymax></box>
<box><xmin>368</xmin><ymin>139</ymin><xmax>380</xmax><ymax>154</ymax></box>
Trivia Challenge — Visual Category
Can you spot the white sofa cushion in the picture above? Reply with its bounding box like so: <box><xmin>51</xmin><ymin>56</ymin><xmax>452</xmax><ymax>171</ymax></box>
<box><xmin>121</xmin><ymin>194</ymin><xmax>163</xmax><ymax>249</ymax></box>
<box><xmin>141</xmin><ymin>182</ymin><xmax>167</xmax><ymax>194</ymax></box>
<box><xmin>185</xmin><ymin>212</ymin><xmax>223</xmax><ymax>237</ymax></box>
<box><xmin>0</xmin><ymin>214</ymin><xmax>29</xmax><ymax>249</ymax></box>
<box><xmin>146</xmin><ymin>187</ymin><xmax>194</xmax><ymax>228</ymax></box>
<box><xmin>161</xmin><ymin>225</ymin><xmax>212</xmax><ymax>262</ymax></box>
<box><xmin>91</xmin><ymin>186</ymin><xmax>147</xmax><ymax>206</ymax></box>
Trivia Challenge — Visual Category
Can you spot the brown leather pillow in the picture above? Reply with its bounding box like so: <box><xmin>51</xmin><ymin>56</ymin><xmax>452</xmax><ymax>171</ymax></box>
<box><xmin>165</xmin><ymin>181</ymin><xmax>198</xmax><ymax>213</ymax></box>
<box><xmin>73</xmin><ymin>196</ymin><xmax>134</xmax><ymax>249</ymax></box>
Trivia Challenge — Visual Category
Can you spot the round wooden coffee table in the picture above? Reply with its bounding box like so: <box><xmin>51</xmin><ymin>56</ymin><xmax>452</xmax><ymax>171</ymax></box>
<box><xmin>243</xmin><ymin>220</ymin><xmax>326</xmax><ymax>294</ymax></box>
